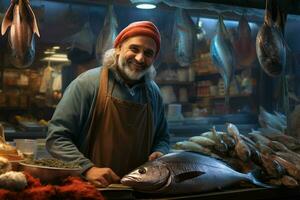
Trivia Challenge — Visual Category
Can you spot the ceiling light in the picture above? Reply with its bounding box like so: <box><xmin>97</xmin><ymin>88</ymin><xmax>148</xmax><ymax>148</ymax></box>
<box><xmin>136</xmin><ymin>3</ymin><xmax>156</xmax><ymax>9</ymax></box>
<box><xmin>130</xmin><ymin>0</ymin><xmax>161</xmax><ymax>9</ymax></box>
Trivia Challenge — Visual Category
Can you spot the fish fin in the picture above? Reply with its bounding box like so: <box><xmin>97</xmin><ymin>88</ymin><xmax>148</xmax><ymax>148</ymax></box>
<box><xmin>174</xmin><ymin>171</ymin><xmax>205</xmax><ymax>183</ymax></box>
<box><xmin>1</xmin><ymin>3</ymin><xmax>14</xmax><ymax>35</ymax></box>
<box><xmin>24</xmin><ymin>1</ymin><xmax>40</xmax><ymax>37</ymax></box>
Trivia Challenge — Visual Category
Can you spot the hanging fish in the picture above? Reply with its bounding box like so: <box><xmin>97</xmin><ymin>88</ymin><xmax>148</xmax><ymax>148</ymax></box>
<box><xmin>172</xmin><ymin>8</ymin><xmax>197</xmax><ymax>67</ymax></box>
<box><xmin>65</xmin><ymin>22</ymin><xmax>95</xmax><ymax>55</ymax></box>
<box><xmin>234</xmin><ymin>13</ymin><xmax>256</xmax><ymax>68</ymax></box>
<box><xmin>256</xmin><ymin>0</ymin><xmax>286</xmax><ymax>77</ymax></box>
<box><xmin>95</xmin><ymin>4</ymin><xmax>118</xmax><ymax>63</ymax></box>
<box><xmin>210</xmin><ymin>15</ymin><xmax>235</xmax><ymax>107</ymax></box>
<box><xmin>1</xmin><ymin>0</ymin><xmax>40</xmax><ymax>68</ymax></box>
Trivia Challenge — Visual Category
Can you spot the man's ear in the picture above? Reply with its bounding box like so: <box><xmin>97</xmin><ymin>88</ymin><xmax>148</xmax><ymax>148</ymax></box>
<box><xmin>115</xmin><ymin>44</ymin><xmax>122</xmax><ymax>55</ymax></box>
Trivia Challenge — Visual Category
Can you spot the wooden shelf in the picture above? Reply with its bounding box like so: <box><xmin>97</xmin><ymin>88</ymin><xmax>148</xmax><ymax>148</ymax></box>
<box><xmin>156</xmin><ymin>81</ymin><xmax>194</xmax><ymax>85</ymax></box>
<box><xmin>196</xmin><ymin>94</ymin><xmax>252</xmax><ymax>99</ymax></box>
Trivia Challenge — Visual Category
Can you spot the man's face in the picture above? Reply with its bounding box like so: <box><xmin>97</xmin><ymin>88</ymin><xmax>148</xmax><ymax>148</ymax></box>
<box><xmin>116</xmin><ymin>36</ymin><xmax>157</xmax><ymax>81</ymax></box>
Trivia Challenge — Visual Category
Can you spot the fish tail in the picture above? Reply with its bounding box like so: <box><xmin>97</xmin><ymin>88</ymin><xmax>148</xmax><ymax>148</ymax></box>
<box><xmin>247</xmin><ymin>172</ymin><xmax>275</xmax><ymax>188</ymax></box>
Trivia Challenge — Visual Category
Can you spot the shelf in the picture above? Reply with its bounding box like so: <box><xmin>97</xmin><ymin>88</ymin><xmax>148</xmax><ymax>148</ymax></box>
<box><xmin>196</xmin><ymin>94</ymin><xmax>252</xmax><ymax>99</ymax></box>
<box><xmin>156</xmin><ymin>81</ymin><xmax>194</xmax><ymax>85</ymax></box>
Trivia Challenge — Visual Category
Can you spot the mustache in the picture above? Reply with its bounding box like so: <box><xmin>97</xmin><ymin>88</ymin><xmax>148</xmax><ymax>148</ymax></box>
<box><xmin>129</xmin><ymin>59</ymin><xmax>147</xmax><ymax>69</ymax></box>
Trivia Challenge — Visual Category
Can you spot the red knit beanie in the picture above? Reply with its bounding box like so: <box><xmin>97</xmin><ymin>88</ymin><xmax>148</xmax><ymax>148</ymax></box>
<box><xmin>114</xmin><ymin>21</ymin><xmax>161</xmax><ymax>55</ymax></box>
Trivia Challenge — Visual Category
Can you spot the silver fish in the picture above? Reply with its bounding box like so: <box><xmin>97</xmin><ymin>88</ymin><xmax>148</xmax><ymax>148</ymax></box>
<box><xmin>121</xmin><ymin>151</ymin><xmax>271</xmax><ymax>194</ymax></box>
<box><xmin>210</xmin><ymin>15</ymin><xmax>235</xmax><ymax>107</ymax></box>
<box><xmin>95</xmin><ymin>4</ymin><xmax>118</xmax><ymax>62</ymax></box>
<box><xmin>256</xmin><ymin>0</ymin><xmax>286</xmax><ymax>77</ymax></box>
<box><xmin>172</xmin><ymin>8</ymin><xmax>197</xmax><ymax>67</ymax></box>
<box><xmin>1</xmin><ymin>0</ymin><xmax>40</xmax><ymax>68</ymax></box>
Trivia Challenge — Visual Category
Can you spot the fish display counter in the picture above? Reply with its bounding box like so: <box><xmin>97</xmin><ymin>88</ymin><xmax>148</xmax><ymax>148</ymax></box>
<box><xmin>100</xmin><ymin>186</ymin><xmax>300</xmax><ymax>200</ymax></box>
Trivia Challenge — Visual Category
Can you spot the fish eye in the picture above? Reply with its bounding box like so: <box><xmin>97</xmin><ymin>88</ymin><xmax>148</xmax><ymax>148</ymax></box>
<box><xmin>138</xmin><ymin>167</ymin><xmax>146</xmax><ymax>174</ymax></box>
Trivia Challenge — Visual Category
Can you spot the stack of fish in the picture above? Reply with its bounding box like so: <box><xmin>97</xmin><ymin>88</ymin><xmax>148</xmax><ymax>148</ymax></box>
<box><xmin>172</xmin><ymin>123</ymin><xmax>300</xmax><ymax>188</ymax></box>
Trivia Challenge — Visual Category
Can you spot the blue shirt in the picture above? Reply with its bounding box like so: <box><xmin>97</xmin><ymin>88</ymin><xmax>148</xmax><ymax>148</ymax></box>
<box><xmin>46</xmin><ymin>66</ymin><xmax>170</xmax><ymax>173</ymax></box>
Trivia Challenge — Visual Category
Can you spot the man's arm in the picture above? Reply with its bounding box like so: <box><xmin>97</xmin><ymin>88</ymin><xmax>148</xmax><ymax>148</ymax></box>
<box><xmin>150</xmin><ymin>84</ymin><xmax>170</xmax><ymax>156</ymax></box>
<box><xmin>46</xmin><ymin>73</ymin><xmax>96</xmax><ymax>173</ymax></box>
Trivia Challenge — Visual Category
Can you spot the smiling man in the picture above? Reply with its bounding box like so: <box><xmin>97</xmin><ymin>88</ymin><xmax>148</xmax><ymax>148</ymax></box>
<box><xmin>46</xmin><ymin>21</ymin><xmax>170</xmax><ymax>187</ymax></box>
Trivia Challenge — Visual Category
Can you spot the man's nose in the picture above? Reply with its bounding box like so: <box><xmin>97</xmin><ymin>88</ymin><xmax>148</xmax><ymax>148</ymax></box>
<box><xmin>135</xmin><ymin>53</ymin><xmax>145</xmax><ymax>63</ymax></box>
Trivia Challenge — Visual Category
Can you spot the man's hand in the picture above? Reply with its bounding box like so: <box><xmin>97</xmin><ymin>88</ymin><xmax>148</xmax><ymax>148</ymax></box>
<box><xmin>84</xmin><ymin>167</ymin><xmax>120</xmax><ymax>187</ymax></box>
<box><xmin>148</xmin><ymin>151</ymin><xmax>164</xmax><ymax>161</ymax></box>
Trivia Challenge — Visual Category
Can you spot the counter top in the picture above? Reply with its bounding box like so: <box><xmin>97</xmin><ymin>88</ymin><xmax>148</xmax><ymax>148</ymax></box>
<box><xmin>101</xmin><ymin>187</ymin><xmax>300</xmax><ymax>200</ymax></box>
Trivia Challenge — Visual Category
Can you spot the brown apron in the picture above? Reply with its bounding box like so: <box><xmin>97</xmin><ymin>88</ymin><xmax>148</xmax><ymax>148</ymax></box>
<box><xmin>87</xmin><ymin>66</ymin><xmax>154</xmax><ymax>177</ymax></box>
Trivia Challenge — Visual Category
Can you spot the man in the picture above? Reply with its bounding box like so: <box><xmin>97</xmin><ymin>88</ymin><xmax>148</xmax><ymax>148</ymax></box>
<box><xmin>46</xmin><ymin>21</ymin><xmax>170</xmax><ymax>187</ymax></box>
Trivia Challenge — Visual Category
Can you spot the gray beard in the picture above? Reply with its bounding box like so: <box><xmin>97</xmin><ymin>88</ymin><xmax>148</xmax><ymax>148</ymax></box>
<box><xmin>117</xmin><ymin>57</ymin><xmax>150</xmax><ymax>81</ymax></box>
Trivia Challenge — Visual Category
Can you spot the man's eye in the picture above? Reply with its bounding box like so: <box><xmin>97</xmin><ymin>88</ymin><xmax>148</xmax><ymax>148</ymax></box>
<box><xmin>145</xmin><ymin>51</ymin><xmax>154</xmax><ymax>58</ymax></box>
<box><xmin>130</xmin><ymin>47</ymin><xmax>139</xmax><ymax>53</ymax></box>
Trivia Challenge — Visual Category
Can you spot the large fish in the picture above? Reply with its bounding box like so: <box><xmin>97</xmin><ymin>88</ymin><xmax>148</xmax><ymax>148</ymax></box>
<box><xmin>210</xmin><ymin>15</ymin><xmax>235</xmax><ymax>107</ymax></box>
<box><xmin>121</xmin><ymin>151</ymin><xmax>270</xmax><ymax>194</ymax></box>
<box><xmin>95</xmin><ymin>4</ymin><xmax>118</xmax><ymax>63</ymax></box>
<box><xmin>1</xmin><ymin>0</ymin><xmax>40</xmax><ymax>68</ymax></box>
<box><xmin>172</xmin><ymin>8</ymin><xmax>197</xmax><ymax>67</ymax></box>
<box><xmin>256</xmin><ymin>0</ymin><xmax>286</xmax><ymax>77</ymax></box>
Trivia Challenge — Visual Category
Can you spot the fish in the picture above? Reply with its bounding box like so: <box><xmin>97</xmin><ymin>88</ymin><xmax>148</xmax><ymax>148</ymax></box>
<box><xmin>280</xmin><ymin>175</ymin><xmax>299</xmax><ymax>188</ymax></box>
<box><xmin>247</xmin><ymin>131</ymin><xmax>271</xmax><ymax>146</ymax></box>
<box><xmin>1</xmin><ymin>0</ymin><xmax>40</xmax><ymax>68</ymax></box>
<box><xmin>258</xmin><ymin>106</ymin><xmax>286</xmax><ymax>132</ymax></box>
<box><xmin>272</xmin><ymin>155</ymin><xmax>300</xmax><ymax>181</ymax></box>
<box><xmin>233</xmin><ymin>13</ymin><xmax>256</xmax><ymax>68</ymax></box>
<box><xmin>256</xmin><ymin>141</ymin><xmax>275</xmax><ymax>155</ymax></box>
<box><xmin>95</xmin><ymin>4</ymin><xmax>118</xmax><ymax>63</ymax></box>
<box><xmin>256</xmin><ymin>0</ymin><xmax>286</xmax><ymax>77</ymax></box>
<box><xmin>210</xmin><ymin>15</ymin><xmax>235</xmax><ymax>108</ymax></box>
<box><xmin>121</xmin><ymin>151</ymin><xmax>271</xmax><ymax>194</ymax></box>
<box><xmin>276</xmin><ymin>152</ymin><xmax>300</xmax><ymax>168</ymax></box>
<box><xmin>261</xmin><ymin>133</ymin><xmax>300</xmax><ymax>150</ymax></box>
<box><xmin>227</xmin><ymin>123</ymin><xmax>251</xmax><ymax>162</ymax></box>
<box><xmin>64</xmin><ymin>22</ymin><xmax>95</xmax><ymax>55</ymax></box>
<box><xmin>260</xmin><ymin>154</ymin><xmax>284</xmax><ymax>178</ymax></box>
<box><xmin>172</xmin><ymin>141</ymin><xmax>218</xmax><ymax>158</ymax></box>
<box><xmin>211</xmin><ymin>126</ymin><xmax>228</xmax><ymax>154</ymax></box>
<box><xmin>172</xmin><ymin>8</ymin><xmax>197</xmax><ymax>67</ymax></box>
<box><xmin>189</xmin><ymin>136</ymin><xmax>215</xmax><ymax>147</ymax></box>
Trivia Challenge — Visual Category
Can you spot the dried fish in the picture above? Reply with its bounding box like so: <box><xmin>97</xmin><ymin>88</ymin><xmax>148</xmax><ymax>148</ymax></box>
<box><xmin>256</xmin><ymin>0</ymin><xmax>286</xmax><ymax>77</ymax></box>
<box><xmin>1</xmin><ymin>0</ymin><xmax>40</xmax><ymax>68</ymax></box>
<box><xmin>234</xmin><ymin>13</ymin><xmax>256</xmax><ymax>68</ymax></box>
<box><xmin>172</xmin><ymin>8</ymin><xmax>197</xmax><ymax>67</ymax></box>
<box><xmin>95</xmin><ymin>4</ymin><xmax>118</xmax><ymax>62</ymax></box>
